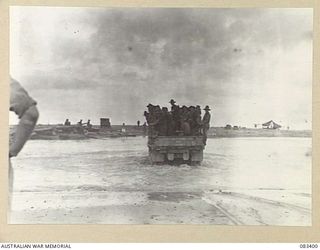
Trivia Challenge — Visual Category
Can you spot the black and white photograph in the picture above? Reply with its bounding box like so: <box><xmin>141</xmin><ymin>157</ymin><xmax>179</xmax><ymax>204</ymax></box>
<box><xmin>9</xmin><ymin>6</ymin><xmax>312</xmax><ymax>225</ymax></box>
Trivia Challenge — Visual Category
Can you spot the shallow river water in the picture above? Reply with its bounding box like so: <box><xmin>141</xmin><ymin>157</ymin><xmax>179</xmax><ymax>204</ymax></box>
<box><xmin>10</xmin><ymin>137</ymin><xmax>312</xmax><ymax>225</ymax></box>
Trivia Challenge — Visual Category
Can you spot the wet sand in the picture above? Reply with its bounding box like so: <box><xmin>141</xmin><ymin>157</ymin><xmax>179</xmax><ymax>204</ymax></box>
<box><xmin>10</xmin><ymin>190</ymin><xmax>311</xmax><ymax>225</ymax></box>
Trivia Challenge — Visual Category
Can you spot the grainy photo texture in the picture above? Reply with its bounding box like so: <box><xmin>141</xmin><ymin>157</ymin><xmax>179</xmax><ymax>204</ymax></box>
<box><xmin>9</xmin><ymin>7</ymin><xmax>312</xmax><ymax>225</ymax></box>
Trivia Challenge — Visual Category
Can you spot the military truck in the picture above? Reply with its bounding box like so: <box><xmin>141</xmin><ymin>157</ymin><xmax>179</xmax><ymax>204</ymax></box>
<box><xmin>148</xmin><ymin>135</ymin><xmax>205</xmax><ymax>165</ymax></box>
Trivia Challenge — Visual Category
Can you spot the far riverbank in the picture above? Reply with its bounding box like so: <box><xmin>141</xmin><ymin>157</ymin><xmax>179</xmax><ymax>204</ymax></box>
<box><xmin>208</xmin><ymin>127</ymin><xmax>311</xmax><ymax>138</ymax></box>
<box><xmin>9</xmin><ymin>125</ymin><xmax>312</xmax><ymax>140</ymax></box>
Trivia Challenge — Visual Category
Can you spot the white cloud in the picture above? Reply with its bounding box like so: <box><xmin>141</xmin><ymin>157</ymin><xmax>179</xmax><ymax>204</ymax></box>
<box><xmin>10</xmin><ymin>7</ymin><xmax>313</xmax><ymax>129</ymax></box>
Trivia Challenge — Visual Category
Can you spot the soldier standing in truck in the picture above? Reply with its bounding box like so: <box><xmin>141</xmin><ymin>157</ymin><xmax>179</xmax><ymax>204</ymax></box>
<box><xmin>169</xmin><ymin>99</ymin><xmax>180</xmax><ymax>134</ymax></box>
<box><xmin>159</xmin><ymin>107</ymin><xmax>169</xmax><ymax>136</ymax></box>
<box><xmin>146</xmin><ymin>104</ymin><xmax>160</xmax><ymax>136</ymax></box>
<box><xmin>195</xmin><ymin>105</ymin><xmax>202</xmax><ymax>135</ymax></box>
<box><xmin>202</xmin><ymin>105</ymin><xmax>211</xmax><ymax>145</ymax></box>
<box><xmin>142</xmin><ymin>122</ymin><xmax>147</xmax><ymax>136</ymax></box>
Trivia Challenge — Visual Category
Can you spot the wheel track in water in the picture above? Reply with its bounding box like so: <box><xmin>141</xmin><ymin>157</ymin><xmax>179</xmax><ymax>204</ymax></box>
<box><xmin>203</xmin><ymin>191</ymin><xmax>311</xmax><ymax>225</ymax></box>
<box><xmin>202</xmin><ymin>197</ymin><xmax>244</xmax><ymax>225</ymax></box>
<box><xmin>212</xmin><ymin>202</ymin><xmax>244</xmax><ymax>225</ymax></box>
<box><xmin>226</xmin><ymin>192</ymin><xmax>311</xmax><ymax>215</ymax></box>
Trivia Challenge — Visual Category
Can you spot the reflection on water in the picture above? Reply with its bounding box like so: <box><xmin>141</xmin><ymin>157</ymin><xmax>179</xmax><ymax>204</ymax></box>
<box><xmin>11</xmin><ymin>137</ymin><xmax>311</xmax><ymax>194</ymax></box>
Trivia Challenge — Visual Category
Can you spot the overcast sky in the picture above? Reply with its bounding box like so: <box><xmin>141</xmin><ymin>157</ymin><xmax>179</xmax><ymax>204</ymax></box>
<box><xmin>10</xmin><ymin>7</ymin><xmax>313</xmax><ymax>129</ymax></box>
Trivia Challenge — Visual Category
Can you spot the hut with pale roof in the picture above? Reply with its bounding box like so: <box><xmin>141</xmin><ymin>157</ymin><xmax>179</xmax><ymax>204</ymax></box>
<box><xmin>262</xmin><ymin>120</ymin><xmax>281</xmax><ymax>129</ymax></box>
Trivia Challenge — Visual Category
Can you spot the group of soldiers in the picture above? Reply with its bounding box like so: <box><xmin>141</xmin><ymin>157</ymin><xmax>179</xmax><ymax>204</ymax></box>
<box><xmin>64</xmin><ymin>119</ymin><xmax>92</xmax><ymax>129</ymax></box>
<box><xmin>144</xmin><ymin>99</ymin><xmax>211</xmax><ymax>142</ymax></box>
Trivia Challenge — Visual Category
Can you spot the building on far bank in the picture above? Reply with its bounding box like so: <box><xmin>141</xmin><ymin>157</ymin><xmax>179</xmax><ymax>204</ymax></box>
<box><xmin>262</xmin><ymin>120</ymin><xmax>281</xmax><ymax>129</ymax></box>
<box><xmin>100</xmin><ymin>118</ymin><xmax>111</xmax><ymax>128</ymax></box>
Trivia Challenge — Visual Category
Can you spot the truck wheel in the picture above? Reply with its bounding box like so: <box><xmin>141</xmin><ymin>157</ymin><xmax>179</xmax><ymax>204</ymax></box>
<box><xmin>150</xmin><ymin>151</ymin><xmax>165</xmax><ymax>163</ymax></box>
<box><xmin>190</xmin><ymin>161</ymin><xmax>201</xmax><ymax>166</ymax></box>
<box><xmin>167</xmin><ymin>153</ymin><xmax>174</xmax><ymax>161</ymax></box>
<box><xmin>190</xmin><ymin>151</ymin><xmax>203</xmax><ymax>162</ymax></box>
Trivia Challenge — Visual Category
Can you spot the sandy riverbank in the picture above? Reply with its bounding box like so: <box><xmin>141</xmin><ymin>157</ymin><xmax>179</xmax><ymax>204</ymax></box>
<box><xmin>10</xmin><ymin>189</ymin><xmax>310</xmax><ymax>225</ymax></box>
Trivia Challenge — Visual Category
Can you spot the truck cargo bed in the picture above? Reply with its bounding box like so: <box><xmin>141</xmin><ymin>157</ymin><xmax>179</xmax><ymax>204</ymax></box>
<box><xmin>148</xmin><ymin>136</ymin><xmax>205</xmax><ymax>165</ymax></box>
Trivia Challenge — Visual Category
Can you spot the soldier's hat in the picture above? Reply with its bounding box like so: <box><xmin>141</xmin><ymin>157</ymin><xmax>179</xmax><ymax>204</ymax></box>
<box><xmin>169</xmin><ymin>99</ymin><xmax>176</xmax><ymax>104</ymax></box>
<box><xmin>203</xmin><ymin>105</ymin><xmax>211</xmax><ymax>111</ymax></box>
